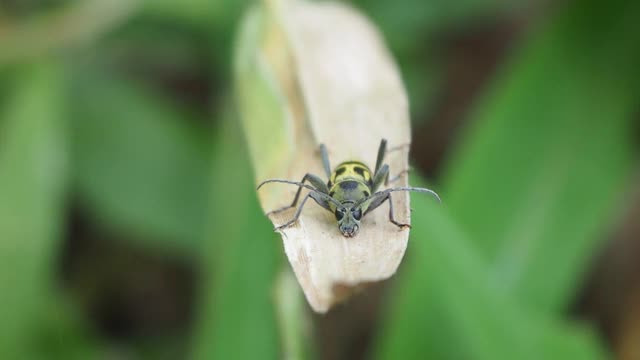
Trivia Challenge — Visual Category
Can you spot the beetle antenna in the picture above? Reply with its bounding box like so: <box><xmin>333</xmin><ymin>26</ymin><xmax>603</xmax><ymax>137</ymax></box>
<box><xmin>257</xmin><ymin>179</ymin><xmax>317</xmax><ymax>192</ymax></box>
<box><xmin>355</xmin><ymin>186</ymin><xmax>441</xmax><ymax>207</ymax></box>
<box><xmin>384</xmin><ymin>186</ymin><xmax>440</xmax><ymax>202</ymax></box>
<box><xmin>257</xmin><ymin>178</ymin><xmax>342</xmax><ymax>208</ymax></box>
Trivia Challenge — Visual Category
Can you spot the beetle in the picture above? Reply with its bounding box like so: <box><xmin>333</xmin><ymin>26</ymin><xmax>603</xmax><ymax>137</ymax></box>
<box><xmin>257</xmin><ymin>139</ymin><xmax>440</xmax><ymax>237</ymax></box>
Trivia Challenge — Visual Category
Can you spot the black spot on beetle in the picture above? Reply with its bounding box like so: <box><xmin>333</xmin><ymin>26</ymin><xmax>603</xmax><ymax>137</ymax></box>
<box><xmin>354</xmin><ymin>167</ymin><xmax>366</xmax><ymax>177</ymax></box>
<box><xmin>335</xmin><ymin>167</ymin><xmax>346</xmax><ymax>176</ymax></box>
<box><xmin>339</xmin><ymin>181</ymin><xmax>358</xmax><ymax>190</ymax></box>
<box><xmin>363</xmin><ymin>190</ymin><xmax>370</xmax><ymax>197</ymax></box>
<box><xmin>329</xmin><ymin>191</ymin><xmax>335</xmax><ymax>197</ymax></box>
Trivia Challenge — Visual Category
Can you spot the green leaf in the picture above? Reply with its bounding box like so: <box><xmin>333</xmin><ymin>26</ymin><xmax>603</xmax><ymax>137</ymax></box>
<box><xmin>191</xmin><ymin>115</ymin><xmax>280</xmax><ymax>360</ymax></box>
<box><xmin>0</xmin><ymin>63</ymin><xmax>68</xmax><ymax>356</ymax></box>
<box><xmin>70</xmin><ymin>70</ymin><xmax>210</xmax><ymax>252</ymax></box>
<box><xmin>443</xmin><ymin>0</ymin><xmax>640</xmax><ymax>312</ymax></box>
<box><xmin>376</xmin><ymin>190</ymin><xmax>607</xmax><ymax>360</ymax></box>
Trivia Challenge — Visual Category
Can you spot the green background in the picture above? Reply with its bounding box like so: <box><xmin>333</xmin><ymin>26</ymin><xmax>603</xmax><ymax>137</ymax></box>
<box><xmin>0</xmin><ymin>0</ymin><xmax>638</xmax><ymax>358</ymax></box>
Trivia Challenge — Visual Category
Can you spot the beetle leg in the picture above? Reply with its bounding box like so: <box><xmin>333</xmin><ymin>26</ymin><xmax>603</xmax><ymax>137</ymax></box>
<box><xmin>386</xmin><ymin>194</ymin><xmax>410</xmax><ymax>229</ymax></box>
<box><xmin>275</xmin><ymin>192</ymin><xmax>330</xmax><ymax>231</ymax></box>
<box><xmin>267</xmin><ymin>173</ymin><xmax>328</xmax><ymax>215</ymax></box>
<box><xmin>319</xmin><ymin>144</ymin><xmax>332</xmax><ymax>179</ymax></box>
<box><xmin>387</xmin><ymin>167</ymin><xmax>411</xmax><ymax>184</ymax></box>
<box><xmin>360</xmin><ymin>192</ymin><xmax>409</xmax><ymax>228</ymax></box>
<box><xmin>374</xmin><ymin>139</ymin><xmax>387</xmax><ymax>175</ymax></box>
<box><xmin>371</xmin><ymin>164</ymin><xmax>389</xmax><ymax>192</ymax></box>
<box><xmin>373</xmin><ymin>139</ymin><xmax>410</xmax><ymax>188</ymax></box>
<box><xmin>386</xmin><ymin>143</ymin><xmax>411</xmax><ymax>153</ymax></box>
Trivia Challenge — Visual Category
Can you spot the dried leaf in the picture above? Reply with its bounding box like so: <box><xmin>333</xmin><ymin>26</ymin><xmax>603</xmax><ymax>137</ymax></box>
<box><xmin>235</xmin><ymin>0</ymin><xmax>414</xmax><ymax>312</ymax></box>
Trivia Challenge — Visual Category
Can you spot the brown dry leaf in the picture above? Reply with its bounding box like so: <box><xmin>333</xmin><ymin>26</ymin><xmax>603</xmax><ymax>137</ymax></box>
<box><xmin>236</xmin><ymin>0</ymin><xmax>412</xmax><ymax>313</ymax></box>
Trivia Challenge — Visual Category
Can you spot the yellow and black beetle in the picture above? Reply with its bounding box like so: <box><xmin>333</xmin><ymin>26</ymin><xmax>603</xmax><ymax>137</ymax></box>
<box><xmin>257</xmin><ymin>139</ymin><xmax>440</xmax><ymax>237</ymax></box>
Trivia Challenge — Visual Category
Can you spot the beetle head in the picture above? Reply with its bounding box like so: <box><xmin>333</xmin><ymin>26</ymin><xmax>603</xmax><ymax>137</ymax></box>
<box><xmin>334</xmin><ymin>204</ymin><xmax>363</xmax><ymax>237</ymax></box>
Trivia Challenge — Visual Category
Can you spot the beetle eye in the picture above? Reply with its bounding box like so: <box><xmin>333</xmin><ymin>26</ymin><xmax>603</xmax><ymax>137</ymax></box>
<box><xmin>352</xmin><ymin>208</ymin><xmax>362</xmax><ymax>220</ymax></box>
<box><xmin>335</xmin><ymin>210</ymin><xmax>344</xmax><ymax>221</ymax></box>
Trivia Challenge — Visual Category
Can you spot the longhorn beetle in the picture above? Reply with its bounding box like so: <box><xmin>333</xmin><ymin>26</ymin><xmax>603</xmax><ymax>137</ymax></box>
<box><xmin>257</xmin><ymin>139</ymin><xmax>440</xmax><ymax>237</ymax></box>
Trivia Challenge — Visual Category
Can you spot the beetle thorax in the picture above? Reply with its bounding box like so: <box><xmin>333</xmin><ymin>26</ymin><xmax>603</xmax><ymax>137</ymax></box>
<box><xmin>327</xmin><ymin>161</ymin><xmax>372</xmax><ymax>207</ymax></box>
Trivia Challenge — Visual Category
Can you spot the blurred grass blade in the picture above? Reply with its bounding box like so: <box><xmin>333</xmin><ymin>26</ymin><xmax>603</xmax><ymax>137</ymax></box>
<box><xmin>192</xmin><ymin>115</ymin><xmax>280</xmax><ymax>360</ymax></box>
<box><xmin>0</xmin><ymin>63</ymin><xmax>67</xmax><ymax>356</ymax></box>
<box><xmin>0</xmin><ymin>0</ymin><xmax>138</xmax><ymax>65</ymax></box>
<box><xmin>70</xmin><ymin>70</ymin><xmax>209</xmax><ymax>252</ymax></box>
<box><xmin>443</xmin><ymin>0</ymin><xmax>640</xmax><ymax>311</ymax></box>
<box><xmin>376</xmin><ymin>187</ymin><xmax>607</xmax><ymax>360</ymax></box>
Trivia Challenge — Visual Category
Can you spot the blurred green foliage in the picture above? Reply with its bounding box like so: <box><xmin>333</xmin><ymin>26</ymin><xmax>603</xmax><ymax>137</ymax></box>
<box><xmin>0</xmin><ymin>0</ymin><xmax>638</xmax><ymax>359</ymax></box>
<box><xmin>0</xmin><ymin>63</ymin><xmax>97</xmax><ymax>358</ymax></box>
<box><xmin>71</xmin><ymin>70</ymin><xmax>210</xmax><ymax>251</ymax></box>
<box><xmin>0</xmin><ymin>63</ymin><xmax>66</xmax><ymax>356</ymax></box>
<box><xmin>376</xmin><ymin>184</ymin><xmax>607</xmax><ymax>360</ymax></box>
<box><xmin>444</xmin><ymin>0</ymin><xmax>640</xmax><ymax>312</ymax></box>
<box><xmin>192</xmin><ymin>115</ymin><xmax>280</xmax><ymax>360</ymax></box>
<box><xmin>377</xmin><ymin>0</ymin><xmax>640</xmax><ymax>359</ymax></box>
